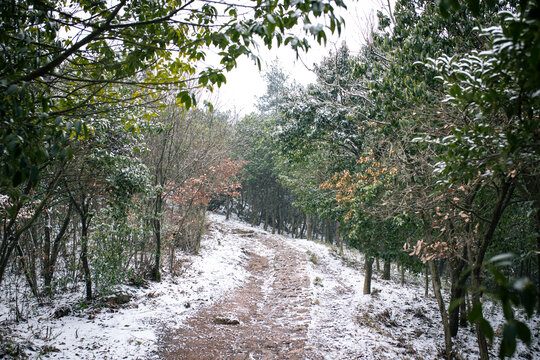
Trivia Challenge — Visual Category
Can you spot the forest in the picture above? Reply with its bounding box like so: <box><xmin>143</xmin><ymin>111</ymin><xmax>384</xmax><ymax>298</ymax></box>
<box><xmin>1</xmin><ymin>0</ymin><xmax>539</xmax><ymax>359</ymax></box>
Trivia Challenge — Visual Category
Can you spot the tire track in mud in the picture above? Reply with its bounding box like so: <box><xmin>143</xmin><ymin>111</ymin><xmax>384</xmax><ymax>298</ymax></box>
<box><xmin>156</xmin><ymin>227</ymin><xmax>312</xmax><ymax>360</ymax></box>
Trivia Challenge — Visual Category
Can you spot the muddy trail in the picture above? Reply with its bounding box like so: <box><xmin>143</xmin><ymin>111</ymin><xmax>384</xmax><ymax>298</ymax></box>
<box><xmin>157</xmin><ymin>224</ymin><xmax>314</xmax><ymax>360</ymax></box>
<box><xmin>151</xmin><ymin>217</ymin><xmax>454</xmax><ymax>360</ymax></box>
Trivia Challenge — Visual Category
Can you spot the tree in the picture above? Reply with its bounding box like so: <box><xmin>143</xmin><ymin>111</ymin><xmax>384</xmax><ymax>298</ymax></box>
<box><xmin>277</xmin><ymin>45</ymin><xmax>365</xmax><ymax>160</ymax></box>
<box><xmin>257</xmin><ymin>59</ymin><xmax>290</xmax><ymax>115</ymax></box>
<box><xmin>167</xmin><ymin>158</ymin><xmax>243</xmax><ymax>253</ymax></box>
<box><xmin>63</xmin><ymin>105</ymin><xmax>151</xmax><ymax>299</ymax></box>
<box><xmin>276</xmin><ymin>44</ymin><xmax>408</xmax><ymax>291</ymax></box>
<box><xmin>232</xmin><ymin>63</ymin><xmax>300</xmax><ymax>235</ymax></box>
<box><xmin>272</xmin><ymin>1</ymin><xmax>538</xmax><ymax>358</ymax></box>
<box><xmin>0</xmin><ymin>0</ymin><xmax>346</xmax><ymax>194</ymax></box>
<box><xmin>0</xmin><ymin>2</ymin><xmax>347</xmax><ymax>281</ymax></box>
<box><xmin>361</xmin><ymin>2</ymin><xmax>529</xmax><ymax>357</ymax></box>
<box><xmin>0</xmin><ymin>0</ymin><xmax>347</xmax><ymax>294</ymax></box>
<box><xmin>144</xmin><ymin>105</ymin><xmax>236</xmax><ymax>279</ymax></box>
<box><xmin>275</xmin><ymin>44</ymin><xmax>363</xmax><ymax>229</ymax></box>
<box><xmin>419</xmin><ymin>6</ymin><xmax>540</xmax><ymax>357</ymax></box>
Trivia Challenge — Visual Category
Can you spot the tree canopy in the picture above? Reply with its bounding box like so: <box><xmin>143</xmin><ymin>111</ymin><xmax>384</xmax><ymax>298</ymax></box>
<box><xmin>1</xmin><ymin>0</ymin><xmax>346</xmax><ymax>193</ymax></box>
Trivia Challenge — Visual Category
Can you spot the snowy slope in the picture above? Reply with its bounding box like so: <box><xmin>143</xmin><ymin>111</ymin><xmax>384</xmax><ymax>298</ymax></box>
<box><xmin>0</xmin><ymin>213</ymin><xmax>538</xmax><ymax>359</ymax></box>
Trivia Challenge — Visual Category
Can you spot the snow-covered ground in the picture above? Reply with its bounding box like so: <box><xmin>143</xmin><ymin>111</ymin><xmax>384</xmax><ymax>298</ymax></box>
<box><xmin>281</xmin><ymin>229</ymin><xmax>539</xmax><ymax>359</ymax></box>
<box><xmin>0</xmin><ymin>214</ymin><xmax>254</xmax><ymax>359</ymax></box>
<box><xmin>1</xmin><ymin>213</ymin><xmax>538</xmax><ymax>359</ymax></box>
<box><xmin>287</xmin><ymin>237</ymin><xmax>466</xmax><ymax>359</ymax></box>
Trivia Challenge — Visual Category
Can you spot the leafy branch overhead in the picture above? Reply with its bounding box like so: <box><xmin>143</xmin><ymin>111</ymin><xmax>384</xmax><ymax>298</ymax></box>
<box><xmin>1</xmin><ymin>0</ymin><xmax>346</xmax><ymax>193</ymax></box>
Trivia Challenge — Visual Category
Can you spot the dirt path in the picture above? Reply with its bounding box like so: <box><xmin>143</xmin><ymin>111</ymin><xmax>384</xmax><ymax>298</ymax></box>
<box><xmin>157</xmin><ymin>226</ymin><xmax>312</xmax><ymax>360</ymax></box>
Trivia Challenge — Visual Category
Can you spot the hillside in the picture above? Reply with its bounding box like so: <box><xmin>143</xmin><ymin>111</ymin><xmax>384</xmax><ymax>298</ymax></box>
<box><xmin>2</xmin><ymin>214</ymin><xmax>538</xmax><ymax>359</ymax></box>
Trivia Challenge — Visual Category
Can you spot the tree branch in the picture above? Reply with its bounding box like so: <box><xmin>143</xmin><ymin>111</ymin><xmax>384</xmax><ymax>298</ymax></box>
<box><xmin>19</xmin><ymin>0</ymin><xmax>127</xmax><ymax>83</ymax></box>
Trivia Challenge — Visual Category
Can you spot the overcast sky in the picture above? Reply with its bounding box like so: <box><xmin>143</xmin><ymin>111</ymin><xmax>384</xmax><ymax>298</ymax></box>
<box><xmin>207</xmin><ymin>0</ymin><xmax>383</xmax><ymax>117</ymax></box>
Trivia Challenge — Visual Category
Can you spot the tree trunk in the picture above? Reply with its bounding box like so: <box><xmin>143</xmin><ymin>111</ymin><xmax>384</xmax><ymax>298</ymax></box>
<box><xmin>250</xmin><ymin>192</ymin><xmax>258</xmax><ymax>227</ymax></box>
<box><xmin>169</xmin><ymin>239</ymin><xmax>175</xmax><ymax>274</ymax></box>
<box><xmin>429</xmin><ymin>260</ymin><xmax>453</xmax><ymax>359</ymax></box>
<box><xmin>43</xmin><ymin>204</ymin><xmax>72</xmax><ymax>295</ymax></box>
<box><xmin>460</xmin><ymin>290</ymin><xmax>468</xmax><ymax>327</ymax></box>
<box><xmin>449</xmin><ymin>257</ymin><xmax>468</xmax><ymax>337</ymax></box>
<box><xmin>523</xmin><ymin>173</ymin><xmax>540</xmax><ymax>312</ymax></box>
<box><xmin>43</xmin><ymin>224</ymin><xmax>51</xmax><ymax>289</ymax></box>
<box><xmin>337</xmin><ymin>222</ymin><xmax>343</xmax><ymax>254</ymax></box>
<box><xmin>325</xmin><ymin>220</ymin><xmax>332</xmax><ymax>244</ymax></box>
<box><xmin>375</xmin><ymin>258</ymin><xmax>380</xmax><ymax>272</ymax></box>
<box><xmin>70</xmin><ymin>222</ymin><xmax>78</xmax><ymax>288</ymax></box>
<box><xmin>471</xmin><ymin>179</ymin><xmax>514</xmax><ymax>360</ymax></box>
<box><xmin>152</xmin><ymin>194</ymin><xmax>162</xmax><ymax>282</ymax></box>
<box><xmin>363</xmin><ymin>257</ymin><xmax>373</xmax><ymax>295</ymax></box>
<box><xmin>306</xmin><ymin>214</ymin><xmax>312</xmax><ymax>240</ymax></box>
<box><xmin>535</xmin><ymin>207</ymin><xmax>540</xmax><ymax>312</ymax></box>
<box><xmin>471</xmin><ymin>269</ymin><xmax>489</xmax><ymax>360</ymax></box>
<box><xmin>239</xmin><ymin>190</ymin><xmax>246</xmax><ymax>218</ymax></box>
<box><xmin>278</xmin><ymin>205</ymin><xmax>283</xmax><ymax>235</ymax></box>
<box><xmin>264</xmin><ymin>208</ymin><xmax>269</xmax><ymax>231</ymax></box>
<box><xmin>400</xmin><ymin>262</ymin><xmax>405</xmax><ymax>286</ymax></box>
<box><xmin>537</xmin><ymin>233</ymin><xmax>540</xmax><ymax>313</ymax></box>
<box><xmin>81</xmin><ymin>216</ymin><xmax>92</xmax><ymax>300</ymax></box>
<box><xmin>225</xmin><ymin>198</ymin><xmax>232</xmax><ymax>220</ymax></box>
<box><xmin>27</xmin><ymin>229</ymin><xmax>38</xmax><ymax>294</ymax></box>
<box><xmin>0</xmin><ymin>232</ymin><xmax>17</xmax><ymax>288</ymax></box>
<box><xmin>16</xmin><ymin>242</ymin><xmax>39</xmax><ymax>298</ymax></box>
<box><xmin>424</xmin><ymin>264</ymin><xmax>429</xmax><ymax>297</ymax></box>
<box><xmin>383</xmin><ymin>259</ymin><xmax>391</xmax><ymax>280</ymax></box>
<box><xmin>0</xmin><ymin>177</ymin><xmax>58</xmax><ymax>287</ymax></box>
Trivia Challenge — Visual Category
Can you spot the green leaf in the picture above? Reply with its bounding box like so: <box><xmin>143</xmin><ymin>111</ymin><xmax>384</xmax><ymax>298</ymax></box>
<box><xmin>500</xmin><ymin>321</ymin><xmax>517</xmax><ymax>358</ymax></box>
<box><xmin>489</xmin><ymin>267</ymin><xmax>507</xmax><ymax>286</ymax></box>
<box><xmin>515</xmin><ymin>321</ymin><xmax>531</xmax><ymax>346</ymax></box>
<box><xmin>502</xmin><ymin>300</ymin><xmax>514</xmax><ymax>320</ymax></box>
<box><xmin>216</xmin><ymin>73</ymin><xmax>227</xmax><ymax>87</ymax></box>
<box><xmin>75</xmin><ymin>120</ymin><xmax>82</xmax><ymax>135</ymax></box>
<box><xmin>479</xmin><ymin>318</ymin><xmax>494</xmax><ymax>342</ymax></box>
<box><xmin>467</xmin><ymin>302</ymin><xmax>482</xmax><ymax>323</ymax></box>
<box><xmin>12</xmin><ymin>170</ymin><xmax>23</xmax><ymax>187</ymax></box>
<box><xmin>30</xmin><ymin>165</ymin><xmax>39</xmax><ymax>185</ymax></box>
<box><xmin>7</xmin><ymin>139</ymin><xmax>19</xmax><ymax>153</ymax></box>
<box><xmin>199</xmin><ymin>75</ymin><xmax>209</xmax><ymax>87</ymax></box>
<box><xmin>468</xmin><ymin>0</ymin><xmax>480</xmax><ymax>15</ymax></box>
<box><xmin>204</xmin><ymin>101</ymin><xmax>214</xmax><ymax>113</ymax></box>
<box><xmin>177</xmin><ymin>91</ymin><xmax>191</xmax><ymax>109</ymax></box>
<box><xmin>518</xmin><ymin>280</ymin><xmax>537</xmax><ymax>318</ymax></box>
<box><xmin>438</xmin><ymin>0</ymin><xmax>452</xmax><ymax>18</ymax></box>
<box><xmin>448</xmin><ymin>297</ymin><xmax>464</xmax><ymax>314</ymax></box>
<box><xmin>7</xmin><ymin>84</ymin><xmax>19</xmax><ymax>95</ymax></box>
<box><xmin>66</xmin><ymin>147</ymin><xmax>73</xmax><ymax>160</ymax></box>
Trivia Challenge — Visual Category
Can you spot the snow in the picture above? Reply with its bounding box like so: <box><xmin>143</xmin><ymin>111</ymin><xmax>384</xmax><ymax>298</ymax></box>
<box><xmin>279</xmin><ymin>235</ymin><xmax>539</xmax><ymax>359</ymax></box>
<box><xmin>283</xmin><ymin>237</ymin><xmax>444</xmax><ymax>359</ymax></box>
<box><xmin>0</xmin><ymin>215</ymin><xmax>252</xmax><ymax>359</ymax></box>
<box><xmin>1</xmin><ymin>213</ymin><xmax>539</xmax><ymax>359</ymax></box>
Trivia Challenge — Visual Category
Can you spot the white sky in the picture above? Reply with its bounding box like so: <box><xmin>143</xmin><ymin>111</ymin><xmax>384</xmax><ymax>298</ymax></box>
<box><xmin>208</xmin><ymin>0</ymin><xmax>383</xmax><ymax>117</ymax></box>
